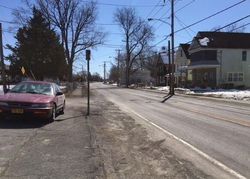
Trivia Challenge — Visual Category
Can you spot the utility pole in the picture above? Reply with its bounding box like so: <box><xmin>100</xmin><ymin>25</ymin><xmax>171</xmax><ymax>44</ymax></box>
<box><xmin>170</xmin><ymin>0</ymin><xmax>175</xmax><ymax>95</ymax></box>
<box><xmin>0</xmin><ymin>23</ymin><xmax>7</xmax><ymax>94</ymax></box>
<box><xmin>168</xmin><ymin>40</ymin><xmax>171</xmax><ymax>87</ymax></box>
<box><xmin>116</xmin><ymin>49</ymin><xmax>121</xmax><ymax>86</ymax></box>
<box><xmin>86</xmin><ymin>50</ymin><xmax>91</xmax><ymax>116</ymax></box>
<box><xmin>103</xmin><ymin>61</ymin><xmax>106</xmax><ymax>83</ymax></box>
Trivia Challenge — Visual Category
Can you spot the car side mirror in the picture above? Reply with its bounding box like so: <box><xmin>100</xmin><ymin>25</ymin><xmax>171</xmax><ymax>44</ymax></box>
<box><xmin>56</xmin><ymin>91</ymin><xmax>63</xmax><ymax>96</ymax></box>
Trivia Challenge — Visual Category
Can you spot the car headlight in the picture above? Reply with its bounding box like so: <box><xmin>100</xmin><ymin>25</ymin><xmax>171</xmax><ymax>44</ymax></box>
<box><xmin>0</xmin><ymin>102</ymin><xmax>8</xmax><ymax>106</ymax></box>
<box><xmin>31</xmin><ymin>103</ymin><xmax>51</xmax><ymax>108</ymax></box>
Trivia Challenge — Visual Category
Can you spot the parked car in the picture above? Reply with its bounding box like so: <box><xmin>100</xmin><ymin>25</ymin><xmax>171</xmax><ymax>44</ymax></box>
<box><xmin>0</xmin><ymin>81</ymin><xmax>65</xmax><ymax>122</ymax></box>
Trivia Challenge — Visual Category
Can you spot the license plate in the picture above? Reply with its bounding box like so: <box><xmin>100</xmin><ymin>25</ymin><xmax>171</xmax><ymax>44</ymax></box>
<box><xmin>11</xmin><ymin>109</ymin><xmax>24</xmax><ymax>114</ymax></box>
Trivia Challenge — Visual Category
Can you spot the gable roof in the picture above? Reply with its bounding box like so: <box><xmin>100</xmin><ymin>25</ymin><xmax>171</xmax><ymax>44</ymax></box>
<box><xmin>180</xmin><ymin>43</ymin><xmax>190</xmax><ymax>58</ymax></box>
<box><xmin>189</xmin><ymin>31</ymin><xmax>250</xmax><ymax>50</ymax></box>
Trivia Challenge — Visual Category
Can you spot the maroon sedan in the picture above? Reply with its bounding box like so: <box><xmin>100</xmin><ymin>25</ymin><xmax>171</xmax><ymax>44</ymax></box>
<box><xmin>0</xmin><ymin>81</ymin><xmax>65</xmax><ymax>122</ymax></box>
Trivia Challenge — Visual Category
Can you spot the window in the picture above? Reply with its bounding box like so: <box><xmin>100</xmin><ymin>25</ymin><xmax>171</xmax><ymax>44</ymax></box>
<box><xmin>233</xmin><ymin>73</ymin><xmax>238</xmax><ymax>81</ymax></box>
<box><xmin>242</xmin><ymin>51</ymin><xmax>247</xmax><ymax>61</ymax></box>
<box><xmin>228</xmin><ymin>72</ymin><xmax>244</xmax><ymax>82</ymax></box>
<box><xmin>239</xmin><ymin>73</ymin><xmax>244</xmax><ymax>81</ymax></box>
<box><xmin>228</xmin><ymin>73</ymin><xmax>233</xmax><ymax>82</ymax></box>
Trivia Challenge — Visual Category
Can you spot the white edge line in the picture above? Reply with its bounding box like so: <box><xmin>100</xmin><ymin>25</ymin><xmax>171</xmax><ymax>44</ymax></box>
<box><xmin>129</xmin><ymin>109</ymin><xmax>247</xmax><ymax>179</ymax></box>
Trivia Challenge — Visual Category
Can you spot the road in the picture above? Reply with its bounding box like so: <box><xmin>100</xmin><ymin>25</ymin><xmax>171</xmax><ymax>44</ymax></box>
<box><xmin>93</xmin><ymin>83</ymin><xmax>250</xmax><ymax>179</ymax></box>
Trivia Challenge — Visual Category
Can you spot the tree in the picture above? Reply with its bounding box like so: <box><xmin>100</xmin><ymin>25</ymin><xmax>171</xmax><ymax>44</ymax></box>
<box><xmin>36</xmin><ymin>0</ymin><xmax>105</xmax><ymax>81</ymax></box>
<box><xmin>114</xmin><ymin>7</ymin><xmax>154</xmax><ymax>87</ymax></box>
<box><xmin>7</xmin><ymin>8</ymin><xmax>67</xmax><ymax>80</ymax></box>
<box><xmin>109</xmin><ymin>65</ymin><xmax>119</xmax><ymax>82</ymax></box>
<box><xmin>13</xmin><ymin>0</ymin><xmax>106</xmax><ymax>81</ymax></box>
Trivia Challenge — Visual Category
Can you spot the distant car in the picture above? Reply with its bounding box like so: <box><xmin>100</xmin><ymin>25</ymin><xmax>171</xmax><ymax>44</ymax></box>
<box><xmin>0</xmin><ymin>81</ymin><xmax>65</xmax><ymax>122</ymax></box>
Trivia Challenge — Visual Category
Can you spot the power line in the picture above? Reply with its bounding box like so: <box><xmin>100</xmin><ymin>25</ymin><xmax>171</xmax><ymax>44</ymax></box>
<box><xmin>175</xmin><ymin>0</ymin><xmax>195</xmax><ymax>14</ymax></box>
<box><xmin>215</xmin><ymin>15</ymin><xmax>250</xmax><ymax>32</ymax></box>
<box><xmin>81</xmin><ymin>1</ymin><xmax>163</xmax><ymax>7</ymax></box>
<box><xmin>151</xmin><ymin>0</ymin><xmax>247</xmax><ymax>47</ymax></box>
<box><xmin>151</xmin><ymin>14</ymin><xmax>250</xmax><ymax>49</ymax></box>
<box><xmin>174</xmin><ymin>0</ymin><xmax>246</xmax><ymax>35</ymax></box>
<box><xmin>0</xmin><ymin>4</ymin><xmax>14</xmax><ymax>10</ymax></box>
<box><xmin>175</xmin><ymin>15</ymin><xmax>195</xmax><ymax>38</ymax></box>
<box><xmin>149</xmin><ymin>0</ymin><xmax>196</xmax><ymax>33</ymax></box>
<box><xmin>232</xmin><ymin>22</ymin><xmax>250</xmax><ymax>31</ymax></box>
<box><xmin>0</xmin><ymin>20</ymin><xmax>16</xmax><ymax>24</ymax></box>
<box><xmin>145</xmin><ymin>0</ymin><xmax>164</xmax><ymax>19</ymax></box>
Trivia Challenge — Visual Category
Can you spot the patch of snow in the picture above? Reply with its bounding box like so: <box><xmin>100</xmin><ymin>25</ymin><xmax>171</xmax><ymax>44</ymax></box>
<box><xmin>156</xmin><ymin>86</ymin><xmax>170</xmax><ymax>91</ymax></box>
<box><xmin>185</xmin><ymin>88</ymin><xmax>250</xmax><ymax>101</ymax></box>
<box><xmin>199</xmin><ymin>37</ymin><xmax>210</xmax><ymax>46</ymax></box>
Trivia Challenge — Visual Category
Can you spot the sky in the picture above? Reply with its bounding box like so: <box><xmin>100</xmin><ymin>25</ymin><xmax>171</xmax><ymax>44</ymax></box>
<box><xmin>1</xmin><ymin>0</ymin><xmax>250</xmax><ymax>78</ymax></box>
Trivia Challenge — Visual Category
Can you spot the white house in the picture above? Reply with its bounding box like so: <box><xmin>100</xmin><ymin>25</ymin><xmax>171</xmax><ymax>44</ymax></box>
<box><xmin>188</xmin><ymin>31</ymin><xmax>250</xmax><ymax>88</ymax></box>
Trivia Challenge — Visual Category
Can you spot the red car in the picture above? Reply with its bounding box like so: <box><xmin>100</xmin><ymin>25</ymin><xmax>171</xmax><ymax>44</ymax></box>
<box><xmin>0</xmin><ymin>81</ymin><xmax>65</xmax><ymax>122</ymax></box>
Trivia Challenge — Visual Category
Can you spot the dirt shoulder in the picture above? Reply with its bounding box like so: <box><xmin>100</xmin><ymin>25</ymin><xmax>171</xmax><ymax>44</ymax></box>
<box><xmin>88</xmin><ymin>91</ymin><xmax>213</xmax><ymax>179</ymax></box>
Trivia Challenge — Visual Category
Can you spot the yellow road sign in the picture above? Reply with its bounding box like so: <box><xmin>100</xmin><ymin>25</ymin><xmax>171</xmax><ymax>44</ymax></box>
<box><xmin>21</xmin><ymin>67</ymin><xmax>25</xmax><ymax>75</ymax></box>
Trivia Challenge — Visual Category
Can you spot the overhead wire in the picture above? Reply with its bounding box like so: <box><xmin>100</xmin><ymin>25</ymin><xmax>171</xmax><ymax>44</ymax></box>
<box><xmin>150</xmin><ymin>14</ymin><xmax>250</xmax><ymax>50</ymax></box>
<box><xmin>151</xmin><ymin>0</ymin><xmax>247</xmax><ymax>48</ymax></box>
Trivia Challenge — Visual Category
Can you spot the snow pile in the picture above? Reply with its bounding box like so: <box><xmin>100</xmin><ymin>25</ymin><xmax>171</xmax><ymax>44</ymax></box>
<box><xmin>153</xmin><ymin>86</ymin><xmax>250</xmax><ymax>101</ymax></box>
<box><xmin>157</xmin><ymin>86</ymin><xmax>169</xmax><ymax>91</ymax></box>
<box><xmin>192</xmin><ymin>90</ymin><xmax>250</xmax><ymax>101</ymax></box>
<box><xmin>199</xmin><ymin>37</ymin><xmax>210</xmax><ymax>46</ymax></box>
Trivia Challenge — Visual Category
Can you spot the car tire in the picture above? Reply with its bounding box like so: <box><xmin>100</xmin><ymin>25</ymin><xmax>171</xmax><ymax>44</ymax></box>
<box><xmin>48</xmin><ymin>104</ymin><xmax>56</xmax><ymax>123</ymax></box>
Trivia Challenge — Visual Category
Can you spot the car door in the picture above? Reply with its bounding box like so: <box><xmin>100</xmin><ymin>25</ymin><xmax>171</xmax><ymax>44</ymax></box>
<box><xmin>54</xmin><ymin>84</ymin><xmax>64</xmax><ymax>108</ymax></box>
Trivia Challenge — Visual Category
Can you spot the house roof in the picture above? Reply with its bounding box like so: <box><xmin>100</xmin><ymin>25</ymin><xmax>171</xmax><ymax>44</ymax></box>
<box><xmin>180</xmin><ymin>43</ymin><xmax>190</xmax><ymax>58</ymax></box>
<box><xmin>189</xmin><ymin>31</ymin><xmax>250</xmax><ymax>50</ymax></box>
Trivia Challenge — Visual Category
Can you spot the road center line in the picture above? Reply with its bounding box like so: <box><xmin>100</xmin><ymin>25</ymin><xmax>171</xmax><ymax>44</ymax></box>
<box><xmin>127</xmin><ymin>108</ymin><xmax>247</xmax><ymax>179</ymax></box>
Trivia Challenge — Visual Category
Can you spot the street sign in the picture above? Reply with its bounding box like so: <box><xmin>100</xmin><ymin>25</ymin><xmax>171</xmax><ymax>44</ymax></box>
<box><xmin>21</xmin><ymin>66</ymin><xmax>25</xmax><ymax>75</ymax></box>
<box><xmin>86</xmin><ymin>50</ymin><xmax>91</xmax><ymax>61</ymax></box>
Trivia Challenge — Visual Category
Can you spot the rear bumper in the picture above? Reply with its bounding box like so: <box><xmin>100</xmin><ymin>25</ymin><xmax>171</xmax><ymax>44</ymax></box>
<box><xmin>0</xmin><ymin>107</ymin><xmax>53</xmax><ymax>119</ymax></box>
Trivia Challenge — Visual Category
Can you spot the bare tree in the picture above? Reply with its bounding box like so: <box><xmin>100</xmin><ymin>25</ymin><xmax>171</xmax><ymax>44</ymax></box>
<box><xmin>38</xmin><ymin>0</ymin><xmax>105</xmax><ymax>81</ymax></box>
<box><xmin>225</xmin><ymin>23</ymin><xmax>246</xmax><ymax>32</ymax></box>
<box><xmin>14</xmin><ymin>0</ymin><xmax>105</xmax><ymax>81</ymax></box>
<box><xmin>114</xmin><ymin>7</ymin><xmax>154</xmax><ymax>87</ymax></box>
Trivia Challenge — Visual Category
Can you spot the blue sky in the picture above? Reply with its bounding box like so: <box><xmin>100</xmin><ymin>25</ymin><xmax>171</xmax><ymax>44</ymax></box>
<box><xmin>1</xmin><ymin>0</ymin><xmax>250</xmax><ymax>77</ymax></box>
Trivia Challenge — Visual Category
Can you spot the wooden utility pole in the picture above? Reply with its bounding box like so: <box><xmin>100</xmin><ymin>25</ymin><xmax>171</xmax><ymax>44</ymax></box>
<box><xmin>86</xmin><ymin>50</ymin><xmax>91</xmax><ymax>116</ymax></box>
<box><xmin>170</xmin><ymin>0</ymin><xmax>175</xmax><ymax>95</ymax></box>
<box><xmin>104</xmin><ymin>61</ymin><xmax>106</xmax><ymax>83</ymax></box>
<box><xmin>0</xmin><ymin>23</ymin><xmax>7</xmax><ymax>93</ymax></box>
<box><xmin>116</xmin><ymin>49</ymin><xmax>121</xmax><ymax>86</ymax></box>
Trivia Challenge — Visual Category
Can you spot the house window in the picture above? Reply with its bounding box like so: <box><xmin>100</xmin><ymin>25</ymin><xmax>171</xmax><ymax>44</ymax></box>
<box><xmin>228</xmin><ymin>73</ymin><xmax>233</xmax><ymax>82</ymax></box>
<box><xmin>180</xmin><ymin>50</ymin><xmax>183</xmax><ymax>57</ymax></box>
<box><xmin>228</xmin><ymin>72</ymin><xmax>244</xmax><ymax>82</ymax></box>
<box><xmin>242</xmin><ymin>51</ymin><xmax>247</xmax><ymax>61</ymax></box>
<box><xmin>233</xmin><ymin>73</ymin><xmax>238</xmax><ymax>81</ymax></box>
<box><xmin>239</xmin><ymin>73</ymin><xmax>244</xmax><ymax>81</ymax></box>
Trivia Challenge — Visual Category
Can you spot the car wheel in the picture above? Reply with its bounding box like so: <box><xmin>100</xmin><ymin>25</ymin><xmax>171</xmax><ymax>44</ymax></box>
<box><xmin>49</xmin><ymin>104</ymin><xmax>56</xmax><ymax>122</ymax></box>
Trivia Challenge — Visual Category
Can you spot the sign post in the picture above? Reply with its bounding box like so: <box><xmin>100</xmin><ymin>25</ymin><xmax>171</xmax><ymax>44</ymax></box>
<box><xmin>86</xmin><ymin>50</ymin><xmax>91</xmax><ymax>116</ymax></box>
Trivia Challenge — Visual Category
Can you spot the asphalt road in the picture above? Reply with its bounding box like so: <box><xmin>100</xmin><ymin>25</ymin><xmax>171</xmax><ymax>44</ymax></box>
<box><xmin>92</xmin><ymin>83</ymin><xmax>250</xmax><ymax>179</ymax></box>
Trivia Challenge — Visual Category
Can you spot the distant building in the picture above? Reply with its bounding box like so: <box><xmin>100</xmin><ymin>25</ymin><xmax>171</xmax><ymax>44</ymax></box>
<box><xmin>188</xmin><ymin>31</ymin><xmax>250</xmax><ymax>88</ymax></box>
<box><xmin>175</xmin><ymin>44</ymin><xmax>191</xmax><ymax>87</ymax></box>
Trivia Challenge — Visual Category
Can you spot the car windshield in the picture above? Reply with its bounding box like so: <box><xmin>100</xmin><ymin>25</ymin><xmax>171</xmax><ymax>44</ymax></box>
<box><xmin>10</xmin><ymin>82</ymin><xmax>53</xmax><ymax>96</ymax></box>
